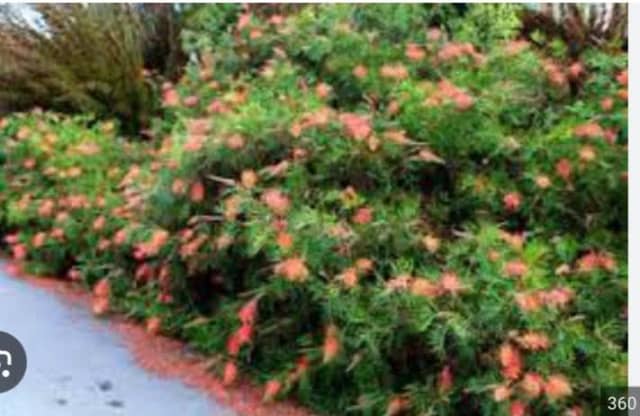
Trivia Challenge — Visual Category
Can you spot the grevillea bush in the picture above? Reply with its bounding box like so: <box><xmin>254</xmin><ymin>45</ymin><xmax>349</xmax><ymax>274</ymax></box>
<box><xmin>0</xmin><ymin>5</ymin><xmax>628</xmax><ymax>415</ymax></box>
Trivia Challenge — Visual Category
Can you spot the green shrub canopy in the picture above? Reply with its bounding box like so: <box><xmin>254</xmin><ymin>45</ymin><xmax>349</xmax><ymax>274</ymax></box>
<box><xmin>0</xmin><ymin>5</ymin><xmax>627</xmax><ymax>415</ymax></box>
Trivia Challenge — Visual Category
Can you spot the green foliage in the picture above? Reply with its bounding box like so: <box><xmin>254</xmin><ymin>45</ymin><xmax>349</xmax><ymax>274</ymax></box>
<box><xmin>0</xmin><ymin>4</ymin><xmax>628</xmax><ymax>415</ymax></box>
<box><xmin>450</xmin><ymin>4</ymin><xmax>523</xmax><ymax>48</ymax></box>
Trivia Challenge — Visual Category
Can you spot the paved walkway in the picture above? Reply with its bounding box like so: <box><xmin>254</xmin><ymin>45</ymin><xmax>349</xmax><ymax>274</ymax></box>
<box><xmin>0</xmin><ymin>263</ymin><xmax>234</xmax><ymax>416</ymax></box>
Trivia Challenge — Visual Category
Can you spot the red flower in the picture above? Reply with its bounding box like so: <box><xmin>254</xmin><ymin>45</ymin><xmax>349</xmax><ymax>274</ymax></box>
<box><xmin>438</xmin><ymin>365</ymin><xmax>454</xmax><ymax>393</ymax></box>
<box><xmin>235</xmin><ymin>323</ymin><xmax>253</xmax><ymax>345</ymax></box>
<box><xmin>520</xmin><ymin>372</ymin><xmax>544</xmax><ymax>398</ymax></box>
<box><xmin>146</xmin><ymin>317</ymin><xmax>162</xmax><ymax>335</ymax></box>
<box><xmin>274</xmin><ymin>257</ymin><xmax>309</xmax><ymax>282</ymax></box>
<box><xmin>503</xmin><ymin>260</ymin><xmax>528</xmax><ymax>277</ymax></box>
<box><xmin>544</xmin><ymin>374</ymin><xmax>572</xmax><ymax>401</ymax></box>
<box><xmin>323</xmin><ymin>324</ymin><xmax>341</xmax><ymax>363</ymax></box>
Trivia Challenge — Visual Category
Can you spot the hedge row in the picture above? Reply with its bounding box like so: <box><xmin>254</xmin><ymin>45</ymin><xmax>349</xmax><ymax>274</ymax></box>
<box><xmin>0</xmin><ymin>5</ymin><xmax>627</xmax><ymax>415</ymax></box>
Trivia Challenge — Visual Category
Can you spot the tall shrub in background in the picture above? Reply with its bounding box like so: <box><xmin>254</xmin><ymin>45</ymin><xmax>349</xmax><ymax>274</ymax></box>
<box><xmin>0</xmin><ymin>4</ymin><xmax>181</xmax><ymax>134</ymax></box>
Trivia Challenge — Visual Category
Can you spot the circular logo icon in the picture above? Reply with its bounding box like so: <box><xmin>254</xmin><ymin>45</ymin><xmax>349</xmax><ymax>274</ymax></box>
<box><xmin>0</xmin><ymin>331</ymin><xmax>27</xmax><ymax>393</ymax></box>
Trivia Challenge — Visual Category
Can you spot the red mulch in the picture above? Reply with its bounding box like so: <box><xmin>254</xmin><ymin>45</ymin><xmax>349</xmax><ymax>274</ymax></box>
<box><xmin>0</xmin><ymin>261</ymin><xmax>314</xmax><ymax>416</ymax></box>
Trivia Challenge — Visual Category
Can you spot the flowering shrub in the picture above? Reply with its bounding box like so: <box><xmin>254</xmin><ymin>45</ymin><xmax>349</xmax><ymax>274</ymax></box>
<box><xmin>0</xmin><ymin>5</ymin><xmax>627</xmax><ymax>415</ymax></box>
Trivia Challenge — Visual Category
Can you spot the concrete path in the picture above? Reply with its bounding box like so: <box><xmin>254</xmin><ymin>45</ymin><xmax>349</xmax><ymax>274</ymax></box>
<box><xmin>0</xmin><ymin>263</ymin><xmax>235</xmax><ymax>416</ymax></box>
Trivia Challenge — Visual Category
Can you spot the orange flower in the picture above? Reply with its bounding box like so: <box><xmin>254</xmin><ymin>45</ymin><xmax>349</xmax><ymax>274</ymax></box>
<box><xmin>577</xmin><ymin>252</ymin><xmax>600</xmax><ymax>272</ymax></box>
<box><xmin>520</xmin><ymin>372</ymin><xmax>544</xmax><ymax>398</ymax></box>
<box><xmin>171</xmin><ymin>179</ymin><xmax>187</xmax><ymax>195</ymax></box>
<box><xmin>510</xmin><ymin>400</ymin><xmax>527</xmax><ymax>416</ymax></box>
<box><xmin>618</xmin><ymin>88</ymin><xmax>628</xmax><ymax>101</ymax></box>
<box><xmin>574</xmin><ymin>122</ymin><xmax>604</xmax><ymax>139</ymax></box>
<box><xmin>162</xmin><ymin>88</ymin><xmax>180</xmax><ymax>107</ymax></box>
<box><xmin>380</xmin><ymin>63</ymin><xmax>409</xmax><ymax>80</ymax></box>
<box><xmin>38</xmin><ymin>199</ymin><xmax>56</xmax><ymax>217</ymax></box>
<box><xmin>503</xmin><ymin>192</ymin><xmax>522</xmax><ymax>212</ymax></box>
<box><xmin>542</xmin><ymin>287</ymin><xmax>574</xmax><ymax>308</ymax></box>
<box><xmin>223</xmin><ymin>195</ymin><xmax>241</xmax><ymax>220</ymax></box>
<box><xmin>146</xmin><ymin>317</ymin><xmax>162</xmax><ymax>335</ymax></box>
<box><xmin>237</xmin><ymin>13</ymin><xmax>251</xmax><ymax>30</ymax></box>
<box><xmin>567</xmin><ymin>61</ymin><xmax>584</xmax><ymax>79</ymax></box>
<box><xmin>440</xmin><ymin>272</ymin><xmax>464</xmax><ymax>294</ymax></box>
<box><xmin>226</xmin><ymin>333</ymin><xmax>241</xmax><ymax>356</ymax></box>
<box><xmin>23</xmin><ymin>158</ymin><xmax>36</xmax><ymax>169</ymax></box>
<box><xmin>352</xmin><ymin>207</ymin><xmax>373</xmax><ymax>225</ymax></box>
<box><xmin>616</xmin><ymin>70</ymin><xmax>628</xmax><ymax>86</ymax></box>
<box><xmin>92</xmin><ymin>297</ymin><xmax>110</xmax><ymax>316</ymax></box>
<box><xmin>223</xmin><ymin>361</ymin><xmax>238</xmax><ymax>386</ymax></box>
<box><xmin>31</xmin><ymin>232</ymin><xmax>47</xmax><ymax>248</ymax></box>
<box><xmin>276</xmin><ymin>232</ymin><xmax>293</xmax><ymax>250</ymax></box>
<box><xmin>51</xmin><ymin>228</ymin><xmax>65</xmax><ymax>240</ymax></box>
<box><xmin>190</xmin><ymin>181</ymin><xmax>205</xmax><ymax>202</ymax></box>
<box><xmin>386</xmin><ymin>396</ymin><xmax>410</xmax><ymax>416</ymax></box>
<box><xmin>504</xmin><ymin>40</ymin><xmax>529</xmax><ymax>55</ymax></box>
<box><xmin>601</xmin><ymin>97</ymin><xmax>614</xmax><ymax>112</ymax></box>
<box><xmin>261</xmin><ymin>188</ymin><xmax>290</xmax><ymax>216</ymax></box>
<box><xmin>516</xmin><ymin>332</ymin><xmax>550</xmax><ymax>351</ymax></box>
<box><xmin>113</xmin><ymin>228</ymin><xmax>128</xmax><ymax>246</ymax></box>
<box><xmin>352</xmin><ymin>65</ymin><xmax>368</xmax><ymax>79</ymax></box>
<box><xmin>226</xmin><ymin>134</ymin><xmax>245</xmax><ymax>150</ymax></box>
<box><xmin>337</xmin><ymin>267</ymin><xmax>359</xmax><ymax>288</ymax></box>
<box><xmin>315</xmin><ymin>82</ymin><xmax>332</xmax><ymax>99</ymax></box>
<box><xmin>339</xmin><ymin>113</ymin><xmax>372</xmax><ymax>141</ymax></box>
<box><xmin>184</xmin><ymin>134</ymin><xmax>205</xmax><ymax>152</ymax></box>
<box><xmin>499</xmin><ymin>343</ymin><xmax>522</xmax><ymax>380</ymax></box>
<box><xmin>504</xmin><ymin>260</ymin><xmax>528</xmax><ymax>278</ymax></box>
<box><xmin>274</xmin><ymin>257</ymin><xmax>309</xmax><ymax>282</ymax></box>
<box><xmin>410</xmin><ymin>277</ymin><xmax>441</xmax><ymax>298</ymax></box>
<box><xmin>555</xmin><ymin>158</ymin><xmax>572</xmax><ymax>181</ymax></box>
<box><xmin>579</xmin><ymin>145</ymin><xmax>596</xmax><ymax>162</ymax></box>
<box><xmin>238</xmin><ymin>297</ymin><xmax>259</xmax><ymax>326</ymax></box>
<box><xmin>183</xmin><ymin>95</ymin><xmax>199</xmax><ymax>108</ymax></box>
<box><xmin>235</xmin><ymin>323</ymin><xmax>254</xmax><ymax>345</ymax></box>
<box><xmin>493</xmin><ymin>384</ymin><xmax>512</xmax><ymax>402</ymax></box>
<box><xmin>240</xmin><ymin>170</ymin><xmax>258</xmax><ymax>189</ymax></box>
<box><xmin>515</xmin><ymin>292</ymin><xmax>542</xmax><ymax>313</ymax></box>
<box><xmin>323</xmin><ymin>324</ymin><xmax>341</xmax><ymax>363</ymax></box>
<box><xmin>93</xmin><ymin>215</ymin><xmax>106</xmax><ymax>231</ymax></box>
<box><xmin>544</xmin><ymin>374</ymin><xmax>572</xmax><ymax>401</ymax></box>
<box><xmin>263</xmin><ymin>379</ymin><xmax>282</xmax><ymax>402</ymax></box>
<box><xmin>535</xmin><ymin>175</ymin><xmax>551</xmax><ymax>189</ymax></box>
<box><xmin>207</xmin><ymin>99</ymin><xmax>229</xmax><ymax>114</ymax></box>
<box><xmin>500</xmin><ymin>231</ymin><xmax>524</xmax><ymax>250</ymax></box>
<box><xmin>427</xmin><ymin>27</ymin><xmax>442</xmax><ymax>41</ymax></box>
<box><xmin>93</xmin><ymin>278</ymin><xmax>111</xmax><ymax>298</ymax></box>
<box><xmin>405</xmin><ymin>43</ymin><xmax>425</xmax><ymax>61</ymax></box>
<box><xmin>355</xmin><ymin>258</ymin><xmax>374</xmax><ymax>273</ymax></box>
